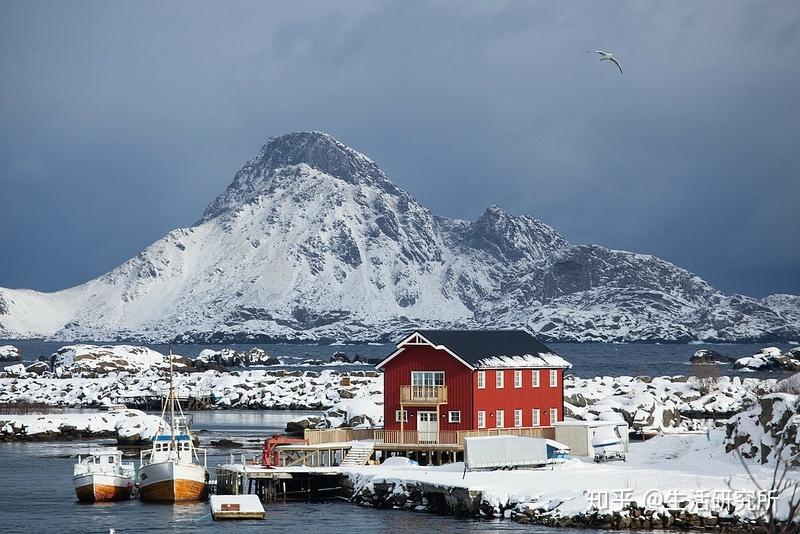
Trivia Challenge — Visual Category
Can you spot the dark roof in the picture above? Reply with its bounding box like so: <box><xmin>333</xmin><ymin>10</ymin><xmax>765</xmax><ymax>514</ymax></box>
<box><xmin>414</xmin><ymin>329</ymin><xmax>559</xmax><ymax>366</ymax></box>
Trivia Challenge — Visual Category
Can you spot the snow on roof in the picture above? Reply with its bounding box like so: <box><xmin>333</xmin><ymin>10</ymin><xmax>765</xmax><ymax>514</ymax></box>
<box><xmin>476</xmin><ymin>352</ymin><xmax>572</xmax><ymax>369</ymax></box>
<box><xmin>554</xmin><ymin>419</ymin><xmax>626</xmax><ymax>428</ymax></box>
<box><xmin>378</xmin><ymin>329</ymin><xmax>572</xmax><ymax>370</ymax></box>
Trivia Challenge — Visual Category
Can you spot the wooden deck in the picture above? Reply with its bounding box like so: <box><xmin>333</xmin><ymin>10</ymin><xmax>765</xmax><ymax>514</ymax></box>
<box><xmin>304</xmin><ymin>427</ymin><xmax>555</xmax><ymax>448</ymax></box>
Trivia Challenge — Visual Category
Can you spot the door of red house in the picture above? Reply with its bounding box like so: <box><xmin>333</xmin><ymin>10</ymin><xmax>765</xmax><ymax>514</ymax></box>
<box><xmin>418</xmin><ymin>411</ymin><xmax>438</xmax><ymax>444</ymax></box>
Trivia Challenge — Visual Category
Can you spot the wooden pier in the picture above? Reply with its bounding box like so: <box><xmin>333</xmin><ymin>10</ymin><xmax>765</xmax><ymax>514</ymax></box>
<box><xmin>213</xmin><ymin>426</ymin><xmax>558</xmax><ymax>504</ymax></box>
<box><xmin>215</xmin><ymin>461</ymin><xmax>344</xmax><ymax>503</ymax></box>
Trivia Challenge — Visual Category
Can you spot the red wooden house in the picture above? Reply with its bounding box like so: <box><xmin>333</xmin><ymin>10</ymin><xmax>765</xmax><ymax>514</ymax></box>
<box><xmin>375</xmin><ymin>330</ymin><xmax>571</xmax><ymax>441</ymax></box>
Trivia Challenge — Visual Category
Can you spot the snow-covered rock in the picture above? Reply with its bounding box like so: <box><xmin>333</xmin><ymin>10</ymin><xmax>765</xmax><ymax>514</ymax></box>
<box><xmin>2</xmin><ymin>363</ymin><xmax>27</xmax><ymax>377</ymax></box>
<box><xmin>689</xmin><ymin>348</ymin><xmax>732</xmax><ymax>364</ymax></box>
<box><xmin>196</xmin><ymin>348</ymin><xmax>281</xmax><ymax>367</ymax></box>
<box><xmin>0</xmin><ymin>345</ymin><xmax>21</xmax><ymax>362</ymax></box>
<box><xmin>564</xmin><ymin>375</ymin><xmax>773</xmax><ymax>433</ymax></box>
<box><xmin>0</xmin><ymin>408</ymin><xmax>166</xmax><ymax>444</ymax></box>
<box><xmin>0</xmin><ymin>131</ymin><xmax>797</xmax><ymax>344</ymax></box>
<box><xmin>734</xmin><ymin>347</ymin><xmax>800</xmax><ymax>372</ymax></box>
<box><xmin>51</xmin><ymin>344</ymin><xmax>168</xmax><ymax>376</ymax></box>
<box><xmin>114</xmin><ymin>410</ymin><xmax>169</xmax><ymax>445</ymax></box>
<box><xmin>0</xmin><ymin>367</ymin><xmax>383</xmax><ymax>412</ymax></box>
<box><xmin>323</xmin><ymin>396</ymin><xmax>383</xmax><ymax>428</ymax></box>
<box><xmin>725</xmin><ymin>392</ymin><xmax>800</xmax><ymax>465</ymax></box>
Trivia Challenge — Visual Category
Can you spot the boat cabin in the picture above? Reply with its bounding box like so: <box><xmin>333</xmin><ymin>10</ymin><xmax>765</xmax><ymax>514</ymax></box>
<box><xmin>73</xmin><ymin>448</ymin><xmax>134</xmax><ymax>477</ymax></box>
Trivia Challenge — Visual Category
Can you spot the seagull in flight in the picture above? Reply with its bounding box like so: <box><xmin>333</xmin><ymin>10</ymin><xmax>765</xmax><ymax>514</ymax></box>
<box><xmin>588</xmin><ymin>50</ymin><xmax>623</xmax><ymax>74</ymax></box>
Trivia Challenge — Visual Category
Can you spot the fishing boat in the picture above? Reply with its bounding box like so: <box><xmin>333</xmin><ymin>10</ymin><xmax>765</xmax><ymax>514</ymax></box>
<box><xmin>73</xmin><ymin>448</ymin><xmax>135</xmax><ymax>502</ymax></box>
<box><xmin>138</xmin><ymin>348</ymin><xmax>208</xmax><ymax>502</ymax></box>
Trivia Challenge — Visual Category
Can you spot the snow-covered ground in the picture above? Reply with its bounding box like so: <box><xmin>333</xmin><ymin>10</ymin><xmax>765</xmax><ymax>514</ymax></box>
<box><xmin>0</xmin><ymin>408</ymin><xmax>165</xmax><ymax>443</ymax></box>
<box><xmin>0</xmin><ymin>367</ymin><xmax>383</xmax><ymax>412</ymax></box>
<box><xmin>343</xmin><ymin>431</ymin><xmax>798</xmax><ymax>525</ymax></box>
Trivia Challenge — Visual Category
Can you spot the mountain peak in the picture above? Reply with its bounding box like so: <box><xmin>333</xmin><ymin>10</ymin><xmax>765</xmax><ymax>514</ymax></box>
<box><xmin>254</xmin><ymin>131</ymin><xmax>381</xmax><ymax>181</ymax></box>
<box><xmin>465</xmin><ymin>205</ymin><xmax>569</xmax><ymax>262</ymax></box>
<box><xmin>199</xmin><ymin>131</ymin><xmax>397</xmax><ymax>223</ymax></box>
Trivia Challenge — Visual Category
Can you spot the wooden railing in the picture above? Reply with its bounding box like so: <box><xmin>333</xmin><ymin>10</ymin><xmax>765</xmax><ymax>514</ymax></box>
<box><xmin>304</xmin><ymin>426</ymin><xmax>555</xmax><ymax>446</ymax></box>
<box><xmin>400</xmin><ymin>385</ymin><xmax>448</xmax><ymax>404</ymax></box>
<box><xmin>304</xmin><ymin>428</ymin><xmax>376</xmax><ymax>445</ymax></box>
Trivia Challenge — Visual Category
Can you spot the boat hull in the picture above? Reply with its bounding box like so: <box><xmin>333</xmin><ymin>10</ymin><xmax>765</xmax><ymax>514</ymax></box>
<box><xmin>139</xmin><ymin>461</ymin><xmax>208</xmax><ymax>502</ymax></box>
<box><xmin>73</xmin><ymin>473</ymin><xmax>134</xmax><ymax>503</ymax></box>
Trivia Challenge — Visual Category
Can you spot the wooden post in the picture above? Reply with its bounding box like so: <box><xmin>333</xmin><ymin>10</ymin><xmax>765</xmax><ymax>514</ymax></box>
<box><xmin>400</xmin><ymin>403</ymin><xmax>404</xmax><ymax>444</ymax></box>
<box><xmin>435</xmin><ymin>404</ymin><xmax>440</xmax><ymax>444</ymax></box>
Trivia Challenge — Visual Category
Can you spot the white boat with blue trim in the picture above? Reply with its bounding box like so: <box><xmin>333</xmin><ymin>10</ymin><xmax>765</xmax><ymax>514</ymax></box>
<box><xmin>138</xmin><ymin>349</ymin><xmax>208</xmax><ymax>502</ymax></box>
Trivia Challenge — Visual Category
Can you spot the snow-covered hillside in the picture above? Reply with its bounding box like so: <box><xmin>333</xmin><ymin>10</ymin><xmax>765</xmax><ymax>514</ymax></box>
<box><xmin>0</xmin><ymin>131</ymin><xmax>797</xmax><ymax>343</ymax></box>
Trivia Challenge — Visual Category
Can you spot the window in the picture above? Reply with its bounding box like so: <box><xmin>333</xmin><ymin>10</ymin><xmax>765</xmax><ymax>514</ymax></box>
<box><xmin>395</xmin><ymin>409</ymin><xmax>408</xmax><ymax>423</ymax></box>
<box><xmin>496</xmin><ymin>370</ymin><xmax>504</xmax><ymax>389</ymax></box>
<box><xmin>477</xmin><ymin>370</ymin><xmax>485</xmax><ymax>389</ymax></box>
<box><xmin>514</xmin><ymin>409</ymin><xmax>523</xmax><ymax>427</ymax></box>
<box><xmin>448</xmin><ymin>411</ymin><xmax>461</xmax><ymax>424</ymax></box>
<box><xmin>477</xmin><ymin>410</ymin><xmax>486</xmax><ymax>429</ymax></box>
<box><xmin>532</xmin><ymin>369</ymin><xmax>540</xmax><ymax>388</ymax></box>
<box><xmin>532</xmin><ymin>408</ymin><xmax>540</xmax><ymax>427</ymax></box>
<box><xmin>412</xmin><ymin>371</ymin><xmax>445</xmax><ymax>386</ymax></box>
<box><xmin>496</xmin><ymin>409</ymin><xmax>505</xmax><ymax>428</ymax></box>
<box><xmin>550</xmin><ymin>408</ymin><xmax>558</xmax><ymax>424</ymax></box>
<box><xmin>550</xmin><ymin>369</ymin><xmax>558</xmax><ymax>387</ymax></box>
<box><xmin>514</xmin><ymin>370</ymin><xmax>522</xmax><ymax>388</ymax></box>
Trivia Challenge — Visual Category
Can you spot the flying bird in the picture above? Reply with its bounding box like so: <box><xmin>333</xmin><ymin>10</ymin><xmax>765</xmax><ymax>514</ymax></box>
<box><xmin>588</xmin><ymin>50</ymin><xmax>623</xmax><ymax>74</ymax></box>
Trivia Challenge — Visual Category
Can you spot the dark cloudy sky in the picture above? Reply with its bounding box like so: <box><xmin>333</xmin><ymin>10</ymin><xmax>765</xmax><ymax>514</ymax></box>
<box><xmin>1</xmin><ymin>1</ymin><xmax>798</xmax><ymax>297</ymax></box>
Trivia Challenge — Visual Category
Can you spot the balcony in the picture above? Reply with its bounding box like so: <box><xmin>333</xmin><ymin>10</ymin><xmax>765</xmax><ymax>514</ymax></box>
<box><xmin>400</xmin><ymin>384</ymin><xmax>448</xmax><ymax>405</ymax></box>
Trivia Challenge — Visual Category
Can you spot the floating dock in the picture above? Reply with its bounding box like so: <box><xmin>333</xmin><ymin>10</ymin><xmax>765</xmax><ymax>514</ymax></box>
<box><xmin>210</xmin><ymin>495</ymin><xmax>265</xmax><ymax>520</ymax></box>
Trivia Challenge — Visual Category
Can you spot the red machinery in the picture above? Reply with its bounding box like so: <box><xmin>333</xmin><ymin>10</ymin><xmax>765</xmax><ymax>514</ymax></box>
<box><xmin>261</xmin><ymin>434</ymin><xmax>308</xmax><ymax>467</ymax></box>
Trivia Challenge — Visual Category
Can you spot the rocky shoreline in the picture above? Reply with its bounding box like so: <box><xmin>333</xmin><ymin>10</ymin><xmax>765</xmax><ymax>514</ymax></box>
<box><xmin>0</xmin><ymin>409</ymin><xmax>166</xmax><ymax>445</ymax></box>
<box><xmin>344</xmin><ymin>477</ymin><xmax>776</xmax><ymax>532</ymax></box>
<box><xmin>341</xmin><ymin>451</ymin><xmax>787</xmax><ymax>533</ymax></box>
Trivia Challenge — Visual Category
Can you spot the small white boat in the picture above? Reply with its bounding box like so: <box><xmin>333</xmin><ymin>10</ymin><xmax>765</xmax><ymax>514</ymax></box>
<box><xmin>138</xmin><ymin>348</ymin><xmax>208</xmax><ymax>502</ymax></box>
<box><xmin>592</xmin><ymin>425</ymin><xmax>626</xmax><ymax>463</ymax></box>
<box><xmin>73</xmin><ymin>448</ymin><xmax>135</xmax><ymax>502</ymax></box>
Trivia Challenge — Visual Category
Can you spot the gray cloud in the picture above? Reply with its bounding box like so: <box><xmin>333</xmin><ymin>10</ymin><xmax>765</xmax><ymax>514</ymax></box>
<box><xmin>0</xmin><ymin>0</ymin><xmax>798</xmax><ymax>296</ymax></box>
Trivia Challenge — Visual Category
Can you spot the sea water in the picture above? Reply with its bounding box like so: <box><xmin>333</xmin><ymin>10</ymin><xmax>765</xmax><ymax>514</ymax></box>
<box><xmin>0</xmin><ymin>411</ymin><xmax>571</xmax><ymax>534</ymax></box>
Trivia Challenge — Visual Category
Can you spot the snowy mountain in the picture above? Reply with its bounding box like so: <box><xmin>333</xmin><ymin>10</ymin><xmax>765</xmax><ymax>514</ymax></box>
<box><xmin>0</xmin><ymin>131</ymin><xmax>797</xmax><ymax>343</ymax></box>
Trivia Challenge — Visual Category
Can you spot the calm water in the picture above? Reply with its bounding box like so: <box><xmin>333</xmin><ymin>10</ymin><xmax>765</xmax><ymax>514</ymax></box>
<box><xmin>0</xmin><ymin>412</ymin><xmax>567</xmax><ymax>534</ymax></box>
<box><xmin>3</xmin><ymin>339</ymin><xmax>797</xmax><ymax>378</ymax></box>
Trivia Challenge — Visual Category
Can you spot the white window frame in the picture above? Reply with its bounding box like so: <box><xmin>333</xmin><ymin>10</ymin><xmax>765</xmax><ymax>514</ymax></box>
<box><xmin>448</xmin><ymin>411</ymin><xmax>461</xmax><ymax>424</ymax></box>
<box><xmin>477</xmin><ymin>370</ymin><xmax>485</xmax><ymax>389</ymax></box>
<box><xmin>514</xmin><ymin>409</ymin><xmax>523</xmax><ymax>427</ymax></box>
<box><xmin>532</xmin><ymin>369</ymin><xmax>540</xmax><ymax>388</ymax></box>
<box><xmin>395</xmin><ymin>409</ymin><xmax>408</xmax><ymax>423</ymax></box>
<box><xmin>496</xmin><ymin>409</ymin><xmax>505</xmax><ymax>428</ymax></box>
<box><xmin>550</xmin><ymin>369</ymin><xmax>558</xmax><ymax>387</ymax></box>
<box><xmin>550</xmin><ymin>408</ymin><xmax>558</xmax><ymax>424</ymax></box>
<box><xmin>532</xmin><ymin>408</ymin><xmax>540</xmax><ymax>427</ymax></box>
<box><xmin>477</xmin><ymin>410</ymin><xmax>486</xmax><ymax>429</ymax></box>
<box><xmin>412</xmin><ymin>371</ymin><xmax>445</xmax><ymax>386</ymax></box>
<box><xmin>496</xmin><ymin>370</ymin><xmax>504</xmax><ymax>389</ymax></box>
<box><xmin>514</xmin><ymin>370</ymin><xmax>522</xmax><ymax>389</ymax></box>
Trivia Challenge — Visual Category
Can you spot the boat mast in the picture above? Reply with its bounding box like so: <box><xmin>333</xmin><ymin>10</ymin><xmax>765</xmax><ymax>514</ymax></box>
<box><xmin>169</xmin><ymin>342</ymin><xmax>176</xmax><ymax>450</ymax></box>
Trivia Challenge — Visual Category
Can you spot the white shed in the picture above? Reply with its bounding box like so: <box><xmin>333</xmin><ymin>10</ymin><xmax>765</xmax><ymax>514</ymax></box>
<box><xmin>554</xmin><ymin>419</ymin><xmax>629</xmax><ymax>457</ymax></box>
